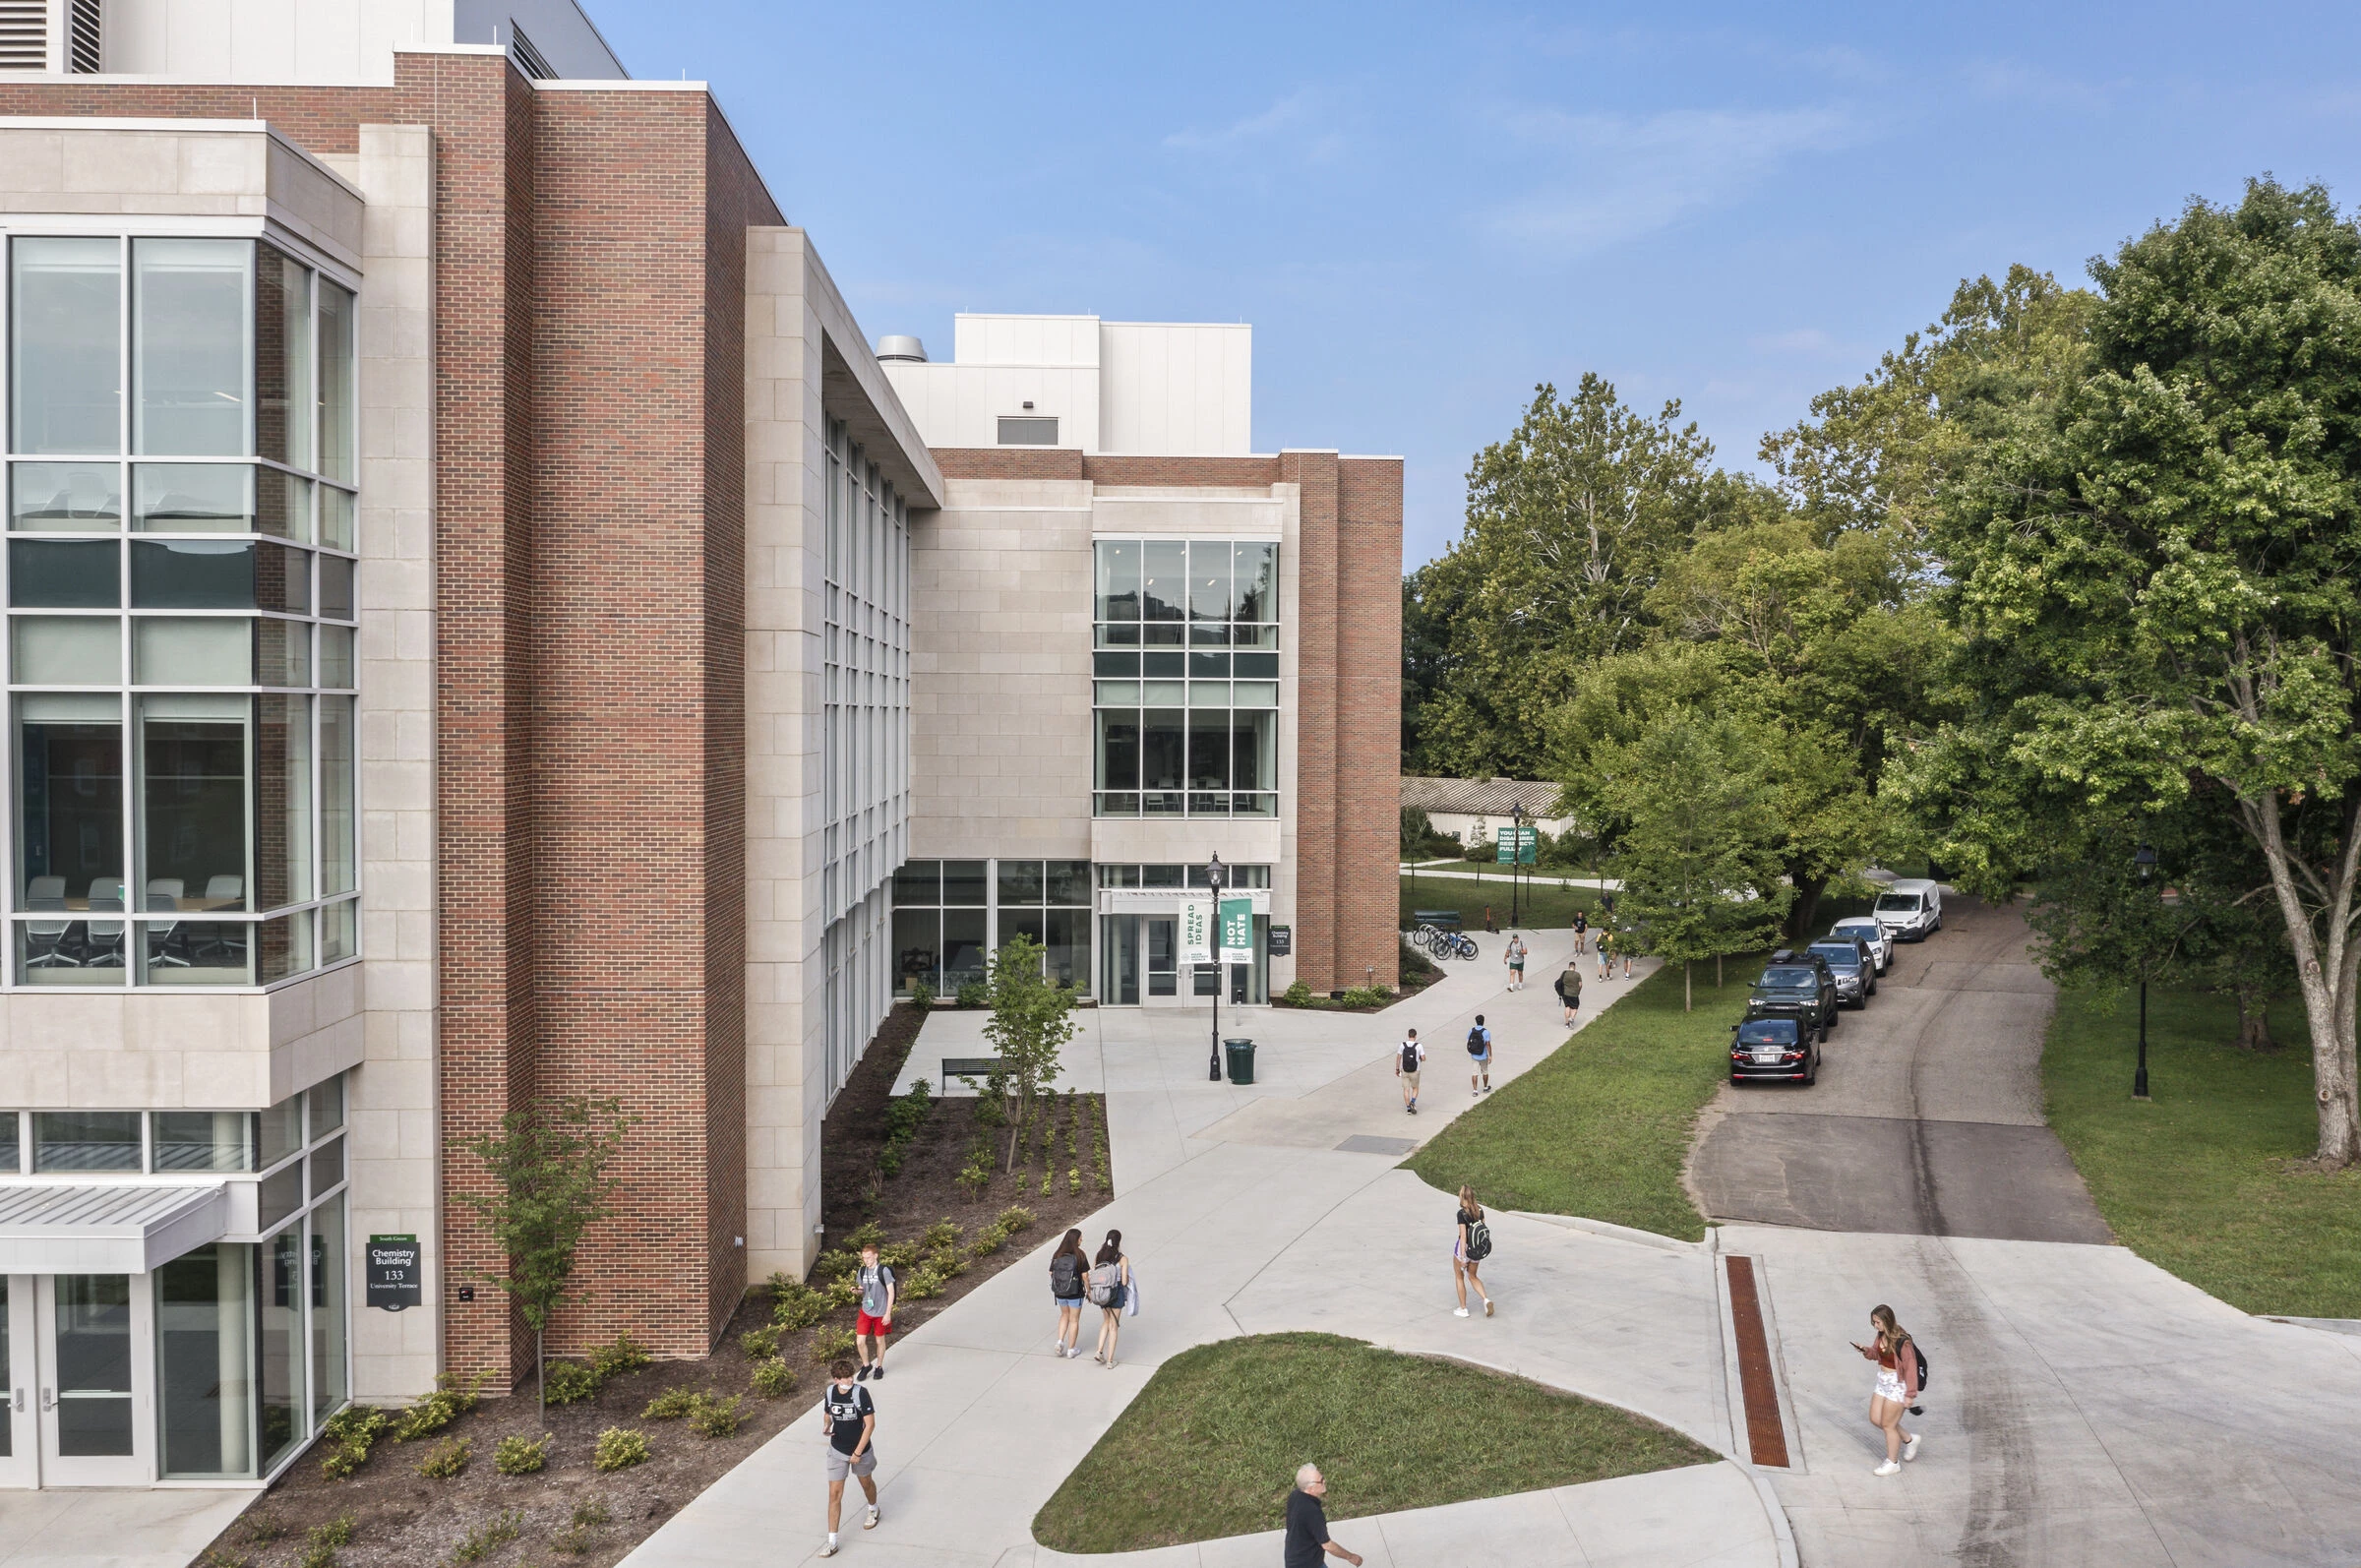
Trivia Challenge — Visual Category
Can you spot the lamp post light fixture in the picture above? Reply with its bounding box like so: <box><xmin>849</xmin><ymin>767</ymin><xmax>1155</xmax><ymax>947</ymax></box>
<box><xmin>1207</xmin><ymin>853</ymin><xmax>1226</xmax><ymax>1083</ymax></box>
<box><xmin>2134</xmin><ymin>843</ymin><xmax>2157</xmax><ymax>1101</ymax></box>
<box><xmin>1510</xmin><ymin>801</ymin><xmax>1525</xmax><ymax>932</ymax></box>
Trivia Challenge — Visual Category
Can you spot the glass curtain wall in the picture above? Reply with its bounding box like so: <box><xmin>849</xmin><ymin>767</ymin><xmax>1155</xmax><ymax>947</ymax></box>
<box><xmin>892</xmin><ymin>859</ymin><xmax>1090</xmax><ymax>995</ymax></box>
<box><xmin>1093</xmin><ymin>539</ymin><xmax>1278</xmax><ymax>816</ymax></box>
<box><xmin>5</xmin><ymin>235</ymin><xmax>360</xmax><ymax>987</ymax></box>
<box><xmin>818</xmin><ymin>420</ymin><xmax>911</xmax><ymax>1099</ymax></box>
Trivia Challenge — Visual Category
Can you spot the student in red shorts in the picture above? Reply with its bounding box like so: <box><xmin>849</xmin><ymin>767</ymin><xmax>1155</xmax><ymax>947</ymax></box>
<box><xmin>854</xmin><ymin>1240</ymin><xmax>896</xmax><ymax>1381</ymax></box>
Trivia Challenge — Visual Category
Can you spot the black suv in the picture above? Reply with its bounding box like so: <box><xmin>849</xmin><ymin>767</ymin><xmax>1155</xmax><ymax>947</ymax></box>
<box><xmin>1746</xmin><ymin>950</ymin><xmax>1839</xmax><ymax>1037</ymax></box>
<box><xmin>1730</xmin><ymin>1014</ymin><xmax>1819</xmax><ymax>1085</ymax></box>
<box><xmin>1805</xmin><ymin>936</ymin><xmax>1876</xmax><ymax>1008</ymax></box>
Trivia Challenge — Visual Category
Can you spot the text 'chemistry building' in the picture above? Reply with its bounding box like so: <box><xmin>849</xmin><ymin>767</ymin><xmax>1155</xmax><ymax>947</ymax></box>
<box><xmin>0</xmin><ymin>0</ymin><xmax>1400</xmax><ymax>1489</ymax></box>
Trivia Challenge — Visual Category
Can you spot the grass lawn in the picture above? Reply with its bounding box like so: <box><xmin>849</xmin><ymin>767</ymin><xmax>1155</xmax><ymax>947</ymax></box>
<box><xmin>1404</xmin><ymin>956</ymin><xmax>1755</xmax><ymax>1241</ymax></box>
<box><xmin>1398</xmin><ymin>873</ymin><xmax>1604</xmax><ymax>932</ymax></box>
<box><xmin>1031</xmin><ymin>1333</ymin><xmax>1713</xmax><ymax>1553</ymax></box>
<box><xmin>2045</xmin><ymin>987</ymin><xmax>2361</xmax><ymax>1319</ymax></box>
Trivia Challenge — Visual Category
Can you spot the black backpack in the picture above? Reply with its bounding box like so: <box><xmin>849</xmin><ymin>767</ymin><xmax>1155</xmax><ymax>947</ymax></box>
<box><xmin>1400</xmin><ymin>1040</ymin><xmax>1422</xmax><ymax>1073</ymax></box>
<box><xmin>1466</xmin><ymin>1026</ymin><xmax>1487</xmax><ymax>1056</ymax></box>
<box><xmin>1050</xmin><ymin>1251</ymin><xmax>1083</xmax><ymax>1298</ymax></box>
<box><xmin>1464</xmin><ymin>1214</ymin><xmax>1493</xmax><ymax>1261</ymax></box>
<box><xmin>1908</xmin><ymin>1339</ymin><xmax>1930</xmax><ymax>1392</ymax></box>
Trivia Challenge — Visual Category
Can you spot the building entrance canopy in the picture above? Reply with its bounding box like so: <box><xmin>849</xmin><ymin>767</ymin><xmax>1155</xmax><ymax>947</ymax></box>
<box><xmin>0</xmin><ymin>1182</ymin><xmax>226</xmax><ymax>1274</ymax></box>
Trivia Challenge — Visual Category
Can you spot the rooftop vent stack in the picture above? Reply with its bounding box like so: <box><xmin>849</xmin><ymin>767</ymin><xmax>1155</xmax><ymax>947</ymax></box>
<box><xmin>876</xmin><ymin>335</ymin><xmax>927</xmax><ymax>363</ymax></box>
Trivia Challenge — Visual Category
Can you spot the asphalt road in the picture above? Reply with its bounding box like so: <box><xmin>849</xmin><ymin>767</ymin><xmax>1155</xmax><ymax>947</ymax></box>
<box><xmin>1689</xmin><ymin>896</ymin><xmax>2113</xmax><ymax>1243</ymax></box>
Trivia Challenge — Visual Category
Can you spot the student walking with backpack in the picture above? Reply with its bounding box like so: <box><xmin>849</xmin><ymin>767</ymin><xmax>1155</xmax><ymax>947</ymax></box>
<box><xmin>1465</xmin><ymin>1015</ymin><xmax>1494</xmax><ymax>1095</ymax></box>
<box><xmin>1451</xmin><ymin>1184</ymin><xmax>1494</xmax><ymax>1317</ymax></box>
<box><xmin>1596</xmin><ymin>928</ymin><xmax>1613</xmax><ymax>981</ymax></box>
<box><xmin>1503</xmin><ymin>933</ymin><xmax>1529</xmax><ymax>991</ymax></box>
<box><xmin>1851</xmin><ymin>1303</ymin><xmax>1923</xmax><ymax>1475</ymax></box>
<box><xmin>1572</xmin><ymin>909</ymin><xmax>1589</xmax><ymax>954</ymax></box>
<box><xmin>1553</xmin><ymin>963</ymin><xmax>1582</xmax><ymax>1026</ymax></box>
<box><xmin>854</xmin><ymin>1240</ymin><xmax>895</xmax><ymax>1382</ymax></box>
<box><xmin>1088</xmin><ymin>1229</ymin><xmax>1133</xmax><ymax>1367</ymax></box>
<box><xmin>817</xmin><ymin>1358</ymin><xmax>880</xmax><ymax>1556</ymax></box>
<box><xmin>1049</xmin><ymin>1229</ymin><xmax>1089</xmax><ymax>1359</ymax></box>
<box><xmin>1396</xmin><ymin>1028</ymin><xmax>1426</xmax><ymax>1115</ymax></box>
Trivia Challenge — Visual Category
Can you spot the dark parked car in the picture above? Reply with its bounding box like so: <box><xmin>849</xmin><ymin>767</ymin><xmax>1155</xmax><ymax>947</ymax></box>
<box><xmin>1806</xmin><ymin>937</ymin><xmax>1877</xmax><ymax>1007</ymax></box>
<box><xmin>1730</xmin><ymin>1014</ymin><xmax>1820</xmax><ymax>1085</ymax></box>
<box><xmin>1747</xmin><ymin>953</ymin><xmax>1839</xmax><ymax>1035</ymax></box>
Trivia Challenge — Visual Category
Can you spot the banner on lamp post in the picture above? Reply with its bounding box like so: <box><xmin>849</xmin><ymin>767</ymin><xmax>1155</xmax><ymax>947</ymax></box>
<box><xmin>1218</xmin><ymin>896</ymin><xmax>1255</xmax><ymax>964</ymax></box>
<box><xmin>1179</xmin><ymin>898</ymin><xmax>1214</xmax><ymax>966</ymax></box>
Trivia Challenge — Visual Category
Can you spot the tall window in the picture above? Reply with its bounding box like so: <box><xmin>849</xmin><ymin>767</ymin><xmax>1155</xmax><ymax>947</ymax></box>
<box><xmin>5</xmin><ymin>236</ymin><xmax>358</xmax><ymax>987</ymax></box>
<box><xmin>1092</xmin><ymin>539</ymin><xmax>1278</xmax><ymax>817</ymax></box>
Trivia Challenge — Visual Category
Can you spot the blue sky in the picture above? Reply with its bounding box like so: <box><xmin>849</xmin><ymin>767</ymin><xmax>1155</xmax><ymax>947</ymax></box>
<box><xmin>593</xmin><ymin>1</ymin><xmax>2361</xmax><ymax>566</ymax></box>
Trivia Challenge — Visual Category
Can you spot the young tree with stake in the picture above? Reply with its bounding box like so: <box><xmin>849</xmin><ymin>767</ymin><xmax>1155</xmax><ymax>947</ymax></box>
<box><xmin>984</xmin><ymin>935</ymin><xmax>1077</xmax><ymax>1172</ymax></box>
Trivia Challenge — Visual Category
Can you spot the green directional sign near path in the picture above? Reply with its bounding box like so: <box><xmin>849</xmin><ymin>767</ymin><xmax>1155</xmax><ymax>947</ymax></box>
<box><xmin>1495</xmin><ymin>825</ymin><xmax>1538</xmax><ymax>865</ymax></box>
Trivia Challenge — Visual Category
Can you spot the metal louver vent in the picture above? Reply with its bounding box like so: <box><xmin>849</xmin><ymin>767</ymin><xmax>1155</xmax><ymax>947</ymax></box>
<box><xmin>0</xmin><ymin>0</ymin><xmax>48</xmax><ymax>72</ymax></box>
<box><xmin>507</xmin><ymin>21</ymin><xmax>555</xmax><ymax>81</ymax></box>
<box><xmin>68</xmin><ymin>0</ymin><xmax>99</xmax><ymax>72</ymax></box>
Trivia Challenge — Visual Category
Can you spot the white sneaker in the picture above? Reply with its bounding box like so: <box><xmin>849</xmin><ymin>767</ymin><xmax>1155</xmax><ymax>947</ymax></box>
<box><xmin>1903</xmin><ymin>1435</ymin><xmax>1921</xmax><ymax>1462</ymax></box>
<box><xmin>865</xmin><ymin>1505</ymin><xmax>880</xmax><ymax>1531</ymax></box>
<box><xmin>819</xmin><ymin>1540</ymin><xmax>839</xmax><ymax>1557</ymax></box>
<box><xmin>1873</xmin><ymin>1460</ymin><xmax>1901</xmax><ymax>1477</ymax></box>
<box><xmin>1483</xmin><ymin>1297</ymin><xmax>1495</xmax><ymax>1317</ymax></box>
<box><xmin>1453</xmin><ymin>1306</ymin><xmax>1471</xmax><ymax>1317</ymax></box>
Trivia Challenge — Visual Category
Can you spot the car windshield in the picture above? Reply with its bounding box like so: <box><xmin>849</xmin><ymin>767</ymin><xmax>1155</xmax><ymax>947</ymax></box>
<box><xmin>1758</xmin><ymin>967</ymin><xmax>1818</xmax><ymax>991</ymax></box>
<box><xmin>1737</xmin><ymin>1020</ymin><xmax>1799</xmax><ymax>1047</ymax></box>
<box><xmin>1834</xmin><ymin>923</ymin><xmax>1879</xmax><ymax>942</ymax></box>
<box><xmin>1807</xmin><ymin>945</ymin><xmax>1860</xmax><ymax>970</ymax></box>
<box><xmin>1875</xmin><ymin>893</ymin><xmax>1920</xmax><ymax>913</ymax></box>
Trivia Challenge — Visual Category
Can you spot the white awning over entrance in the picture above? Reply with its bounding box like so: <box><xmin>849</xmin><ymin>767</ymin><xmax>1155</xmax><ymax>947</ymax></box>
<box><xmin>0</xmin><ymin>1182</ymin><xmax>227</xmax><ymax>1274</ymax></box>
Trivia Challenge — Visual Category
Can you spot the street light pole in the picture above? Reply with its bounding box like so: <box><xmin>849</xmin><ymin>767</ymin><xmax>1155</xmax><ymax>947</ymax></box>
<box><xmin>1207</xmin><ymin>853</ymin><xmax>1226</xmax><ymax>1083</ymax></box>
<box><xmin>1510</xmin><ymin>802</ymin><xmax>1524</xmax><ymax>931</ymax></box>
<box><xmin>2134</xmin><ymin>843</ymin><xmax>2156</xmax><ymax>1101</ymax></box>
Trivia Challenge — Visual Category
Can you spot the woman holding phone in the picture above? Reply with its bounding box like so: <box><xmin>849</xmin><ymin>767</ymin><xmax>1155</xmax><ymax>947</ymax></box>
<box><xmin>1851</xmin><ymin>1303</ymin><xmax>1921</xmax><ymax>1475</ymax></box>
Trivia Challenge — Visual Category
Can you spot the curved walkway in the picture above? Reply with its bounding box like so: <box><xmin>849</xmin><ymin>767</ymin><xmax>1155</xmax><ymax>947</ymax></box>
<box><xmin>624</xmin><ymin>931</ymin><xmax>1786</xmax><ymax>1568</ymax></box>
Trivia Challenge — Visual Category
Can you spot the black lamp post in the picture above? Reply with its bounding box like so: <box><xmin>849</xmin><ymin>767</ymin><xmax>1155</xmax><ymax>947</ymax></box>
<box><xmin>1207</xmin><ymin>853</ymin><xmax>1226</xmax><ymax>1083</ymax></box>
<box><xmin>2134</xmin><ymin>843</ymin><xmax>2156</xmax><ymax>1101</ymax></box>
<box><xmin>1510</xmin><ymin>801</ymin><xmax>1525</xmax><ymax>931</ymax></box>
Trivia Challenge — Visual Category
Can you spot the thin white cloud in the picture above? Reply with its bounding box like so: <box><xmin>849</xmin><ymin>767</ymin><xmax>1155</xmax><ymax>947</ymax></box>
<box><xmin>1164</xmin><ymin>90</ymin><xmax>1327</xmax><ymax>153</ymax></box>
<box><xmin>1483</xmin><ymin>104</ymin><xmax>1864</xmax><ymax>256</ymax></box>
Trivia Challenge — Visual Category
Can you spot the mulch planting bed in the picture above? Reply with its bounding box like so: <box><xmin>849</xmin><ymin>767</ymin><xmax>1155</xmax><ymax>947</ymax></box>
<box><xmin>200</xmin><ymin>1001</ymin><xmax>1111</xmax><ymax>1568</ymax></box>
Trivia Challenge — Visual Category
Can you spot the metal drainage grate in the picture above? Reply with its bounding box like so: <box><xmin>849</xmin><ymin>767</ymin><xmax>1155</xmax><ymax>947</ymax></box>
<box><xmin>1334</xmin><ymin>1135</ymin><xmax>1419</xmax><ymax>1157</ymax></box>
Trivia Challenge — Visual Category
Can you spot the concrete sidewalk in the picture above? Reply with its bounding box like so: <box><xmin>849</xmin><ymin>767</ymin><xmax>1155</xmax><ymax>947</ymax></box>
<box><xmin>626</xmin><ymin>935</ymin><xmax>1778</xmax><ymax>1568</ymax></box>
<box><xmin>0</xmin><ymin>1487</ymin><xmax>253</xmax><ymax>1568</ymax></box>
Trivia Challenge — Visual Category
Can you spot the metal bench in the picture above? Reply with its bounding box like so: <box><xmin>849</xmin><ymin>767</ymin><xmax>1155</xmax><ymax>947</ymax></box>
<box><xmin>1411</xmin><ymin>910</ymin><xmax>1464</xmax><ymax>931</ymax></box>
<box><xmin>941</xmin><ymin>1056</ymin><xmax>1006</xmax><ymax>1085</ymax></box>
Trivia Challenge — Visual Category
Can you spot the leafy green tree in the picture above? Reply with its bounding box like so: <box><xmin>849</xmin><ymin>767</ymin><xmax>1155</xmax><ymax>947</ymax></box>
<box><xmin>984</xmin><ymin>935</ymin><xmax>1078</xmax><ymax>1171</ymax></box>
<box><xmin>1408</xmin><ymin>376</ymin><xmax>1757</xmax><ymax>777</ymax></box>
<box><xmin>1595</xmin><ymin>711</ymin><xmax>1790</xmax><ymax>1009</ymax></box>
<box><xmin>1897</xmin><ymin>178</ymin><xmax>2361</xmax><ymax>1164</ymax></box>
<box><xmin>457</xmin><ymin>1096</ymin><xmax>635</xmax><ymax>1417</ymax></box>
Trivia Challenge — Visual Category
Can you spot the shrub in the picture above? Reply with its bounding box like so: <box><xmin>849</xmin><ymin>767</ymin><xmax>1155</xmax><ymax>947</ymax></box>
<box><xmin>1038</xmin><ymin>1168</ymin><xmax>1053</xmax><ymax>1196</ymax></box>
<box><xmin>966</xmin><ymin>1227</ymin><xmax>1005</xmax><ymax>1260</ymax></box>
<box><xmin>879</xmin><ymin>1079</ymin><xmax>935</xmax><ymax>1178</ymax></box>
<box><xmin>909</xmin><ymin>980</ymin><xmax>936</xmax><ymax>1010</ymax></box>
<box><xmin>739</xmin><ymin>1324</ymin><xmax>782</xmax><ymax>1359</ymax></box>
<box><xmin>238</xmin><ymin>1512</ymin><xmax>287</xmax><ymax>1546</ymax></box>
<box><xmin>688</xmin><ymin>1392</ymin><xmax>747</xmax><ymax>1437</ymax></box>
<box><xmin>922</xmin><ymin>1219</ymin><xmax>961</xmax><ymax>1251</ymax></box>
<box><xmin>199</xmin><ymin>1551</ymin><xmax>251</xmax><ymax>1568</ymax></box>
<box><xmin>823</xmin><ymin>1275</ymin><xmax>861</xmax><ymax>1310</ymax></box>
<box><xmin>317</xmin><ymin>1405</ymin><xmax>390</xmax><ymax>1478</ymax></box>
<box><xmin>392</xmin><ymin>1372</ymin><xmax>485</xmax><ymax>1442</ymax></box>
<box><xmin>878</xmin><ymin>1240</ymin><xmax>920</xmax><ymax>1269</ymax></box>
<box><xmin>551</xmin><ymin>1499</ymin><xmax>612</xmax><ymax>1557</ymax></box>
<box><xmin>543</xmin><ymin>1358</ymin><xmax>601</xmax><ymax>1406</ymax></box>
<box><xmin>593</xmin><ymin>1426</ymin><xmax>650</xmax><ymax>1472</ymax></box>
<box><xmin>297</xmin><ymin>1516</ymin><xmax>354</xmax><ymax>1568</ymax></box>
<box><xmin>641</xmin><ymin>1386</ymin><xmax>699</xmax><ymax>1420</ymax></box>
<box><xmin>955</xmin><ymin>980</ymin><xmax>987</xmax><ymax>1009</ymax></box>
<box><xmin>1283</xmin><ymin>979</ymin><xmax>1314</xmax><ymax>1006</ymax></box>
<box><xmin>415</xmin><ymin>1436</ymin><xmax>470</xmax><ymax>1478</ymax></box>
<box><xmin>1067</xmin><ymin>1167</ymin><xmax>1081</xmax><ymax>1194</ymax></box>
<box><xmin>928</xmin><ymin>1247</ymin><xmax>969</xmax><ymax>1279</ymax></box>
<box><xmin>811</xmin><ymin>1247</ymin><xmax>861</xmax><ymax>1283</ymax></box>
<box><xmin>1339</xmin><ymin>986</ymin><xmax>1386</xmax><ymax>1008</ymax></box>
<box><xmin>493</xmin><ymin>1433</ymin><xmax>551</xmax><ymax>1476</ymax></box>
<box><xmin>590</xmin><ymin>1332</ymin><xmax>653</xmax><ymax>1380</ymax></box>
<box><xmin>751</xmin><ymin>1357</ymin><xmax>796</xmax><ymax>1398</ymax></box>
<box><xmin>954</xmin><ymin>1145</ymin><xmax>994</xmax><ymax>1198</ymax></box>
<box><xmin>771</xmin><ymin>1280</ymin><xmax>830</xmax><ymax>1331</ymax></box>
<box><xmin>810</xmin><ymin>1325</ymin><xmax>857</xmax><ymax>1364</ymax></box>
<box><xmin>898</xmin><ymin>1264</ymin><xmax>945</xmax><ymax>1302</ymax></box>
<box><xmin>449</xmin><ymin>1511</ymin><xmax>521</xmax><ymax>1565</ymax></box>
<box><xmin>998</xmin><ymin>1204</ymin><xmax>1036</xmax><ymax>1233</ymax></box>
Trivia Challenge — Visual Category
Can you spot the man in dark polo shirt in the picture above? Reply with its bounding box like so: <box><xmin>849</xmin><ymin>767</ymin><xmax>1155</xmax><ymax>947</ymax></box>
<box><xmin>1284</xmin><ymin>1464</ymin><xmax>1362</xmax><ymax>1567</ymax></box>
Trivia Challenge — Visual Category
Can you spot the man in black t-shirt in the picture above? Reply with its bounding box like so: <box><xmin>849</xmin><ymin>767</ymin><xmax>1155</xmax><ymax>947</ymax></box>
<box><xmin>818</xmin><ymin>1358</ymin><xmax>879</xmax><ymax>1557</ymax></box>
<box><xmin>1283</xmin><ymin>1464</ymin><xmax>1362</xmax><ymax>1567</ymax></box>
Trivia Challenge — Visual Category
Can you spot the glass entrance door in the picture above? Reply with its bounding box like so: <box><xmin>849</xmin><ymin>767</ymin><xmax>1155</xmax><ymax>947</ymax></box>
<box><xmin>0</xmin><ymin>1278</ymin><xmax>34</xmax><ymax>1486</ymax></box>
<box><xmin>1143</xmin><ymin>918</ymin><xmax>1182</xmax><ymax>1004</ymax></box>
<box><xmin>36</xmin><ymin>1273</ymin><xmax>151</xmax><ymax>1485</ymax></box>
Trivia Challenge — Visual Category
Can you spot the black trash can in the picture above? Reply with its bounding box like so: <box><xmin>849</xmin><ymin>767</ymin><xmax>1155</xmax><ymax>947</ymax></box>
<box><xmin>1223</xmin><ymin>1038</ymin><xmax>1256</xmax><ymax>1085</ymax></box>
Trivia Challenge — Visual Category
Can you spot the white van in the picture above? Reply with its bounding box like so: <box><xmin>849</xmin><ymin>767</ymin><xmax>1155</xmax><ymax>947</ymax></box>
<box><xmin>1873</xmin><ymin>878</ymin><xmax>1943</xmax><ymax>942</ymax></box>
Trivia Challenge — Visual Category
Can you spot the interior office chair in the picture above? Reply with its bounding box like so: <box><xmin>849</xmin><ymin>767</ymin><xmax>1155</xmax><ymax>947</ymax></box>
<box><xmin>24</xmin><ymin>874</ymin><xmax>80</xmax><ymax>968</ymax></box>
<box><xmin>84</xmin><ymin>877</ymin><xmax>126</xmax><ymax>968</ymax></box>
<box><xmin>193</xmin><ymin>874</ymin><xmax>248</xmax><ymax>964</ymax></box>
<box><xmin>145</xmin><ymin>880</ymin><xmax>190</xmax><ymax>968</ymax></box>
